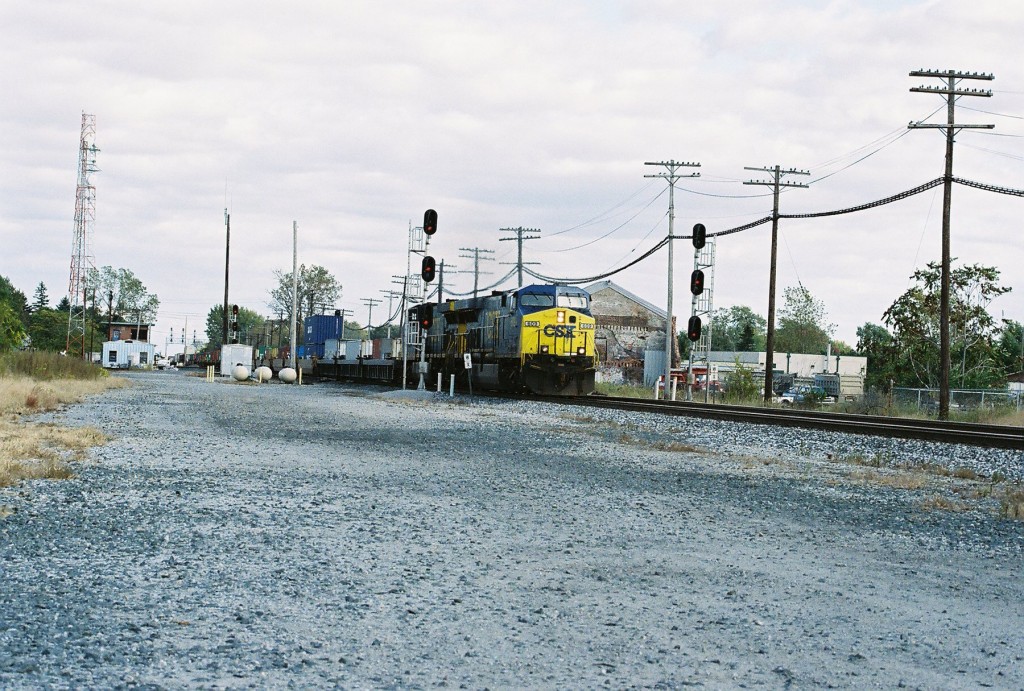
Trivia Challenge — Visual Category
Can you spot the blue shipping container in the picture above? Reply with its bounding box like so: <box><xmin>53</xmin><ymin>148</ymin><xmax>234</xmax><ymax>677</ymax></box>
<box><xmin>304</xmin><ymin>314</ymin><xmax>343</xmax><ymax>345</ymax></box>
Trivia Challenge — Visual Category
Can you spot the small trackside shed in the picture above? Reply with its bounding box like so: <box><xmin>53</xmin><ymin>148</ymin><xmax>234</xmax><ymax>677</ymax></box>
<box><xmin>102</xmin><ymin>340</ymin><xmax>156</xmax><ymax>369</ymax></box>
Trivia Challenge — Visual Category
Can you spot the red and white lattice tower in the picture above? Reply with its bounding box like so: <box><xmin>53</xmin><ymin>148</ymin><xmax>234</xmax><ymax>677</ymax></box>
<box><xmin>66</xmin><ymin>113</ymin><xmax>100</xmax><ymax>358</ymax></box>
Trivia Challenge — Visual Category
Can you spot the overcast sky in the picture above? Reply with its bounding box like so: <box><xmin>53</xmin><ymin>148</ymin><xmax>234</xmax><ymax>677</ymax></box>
<box><xmin>2</xmin><ymin>0</ymin><xmax>1022</xmax><ymax>353</ymax></box>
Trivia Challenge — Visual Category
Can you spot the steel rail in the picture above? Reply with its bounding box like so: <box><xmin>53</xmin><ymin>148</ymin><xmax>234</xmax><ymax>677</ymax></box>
<box><xmin>539</xmin><ymin>395</ymin><xmax>1024</xmax><ymax>450</ymax></box>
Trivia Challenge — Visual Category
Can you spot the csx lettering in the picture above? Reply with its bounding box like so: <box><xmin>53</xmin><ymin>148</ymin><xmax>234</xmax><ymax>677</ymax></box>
<box><xmin>543</xmin><ymin>324</ymin><xmax>575</xmax><ymax>337</ymax></box>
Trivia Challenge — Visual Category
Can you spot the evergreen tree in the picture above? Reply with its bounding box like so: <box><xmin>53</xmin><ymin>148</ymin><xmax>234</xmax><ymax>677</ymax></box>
<box><xmin>32</xmin><ymin>282</ymin><xmax>50</xmax><ymax>311</ymax></box>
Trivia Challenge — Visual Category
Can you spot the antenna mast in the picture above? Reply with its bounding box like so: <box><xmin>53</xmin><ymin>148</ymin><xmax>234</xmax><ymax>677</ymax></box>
<box><xmin>67</xmin><ymin>113</ymin><xmax>99</xmax><ymax>359</ymax></box>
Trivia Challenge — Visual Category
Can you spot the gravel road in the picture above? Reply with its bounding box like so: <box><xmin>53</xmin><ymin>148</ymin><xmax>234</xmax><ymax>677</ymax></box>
<box><xmin>2</xmin><ymin>370</ymin><xmax>1022</xmax><ymax>689</ymax></box>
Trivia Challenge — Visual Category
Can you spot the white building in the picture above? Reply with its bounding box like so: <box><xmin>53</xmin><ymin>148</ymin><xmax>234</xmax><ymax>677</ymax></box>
<box><xmin>102</xmin><ymin>340</ymin><xmax>156</xmax><ymax>369</ymax></box>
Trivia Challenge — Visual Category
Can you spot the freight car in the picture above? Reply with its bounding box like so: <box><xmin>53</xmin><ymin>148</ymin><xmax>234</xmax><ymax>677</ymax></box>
<box><xmin>410</xmin><ymin>283</ymin><xmax>596</xmax><ymax>395</ymax></box>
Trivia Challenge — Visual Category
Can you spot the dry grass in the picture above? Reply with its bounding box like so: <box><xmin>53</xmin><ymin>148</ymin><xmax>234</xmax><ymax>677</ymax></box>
<box><xmin>848</xmin><ymin>469</ymin><xmax>929</xmax><ymax>490</ymax></box>
<box><xmin>920</xmin><ymin>494</ymin><xmax>972</xmax><ymax>513</ymax></box>
<box><xmin>999</xmin><ymin>487</ymin><xmax>1024</xmax><ymax>520</ymax></box>
<box><xmin>0</xmin><ymin>374</ymin><xmax>121</xmax><ymax>488</ymax></box>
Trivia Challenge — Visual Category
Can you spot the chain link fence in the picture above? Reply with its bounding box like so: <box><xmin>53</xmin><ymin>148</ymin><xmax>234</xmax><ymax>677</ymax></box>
<box><xmin>892</xmin><ymin>387</ymin><xmax>1023</xmax><ymax>413</ymax></box>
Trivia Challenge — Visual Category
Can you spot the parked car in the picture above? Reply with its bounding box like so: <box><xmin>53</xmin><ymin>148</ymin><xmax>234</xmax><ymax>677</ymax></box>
<box><xmin>777</xmin><ymin>385</ymin><xmax>835</xmax><ymax>406</ymax></box>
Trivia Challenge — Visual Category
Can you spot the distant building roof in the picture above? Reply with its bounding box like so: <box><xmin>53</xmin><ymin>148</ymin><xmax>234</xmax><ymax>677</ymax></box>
<box><xmin>585</xmin><ymin>280</ymin><xmax>666</xmax><ymax>320</ymax></box>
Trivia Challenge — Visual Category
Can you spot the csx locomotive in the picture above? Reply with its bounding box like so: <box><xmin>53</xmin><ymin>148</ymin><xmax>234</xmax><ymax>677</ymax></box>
<box><xmin>410</xmin><ymin>284</ymin><xmax>596</xmax><ymax>395</ymax></box>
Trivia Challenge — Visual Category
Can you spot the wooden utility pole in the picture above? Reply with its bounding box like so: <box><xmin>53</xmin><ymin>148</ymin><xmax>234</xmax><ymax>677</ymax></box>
<box><xmin>498</xmin><ymin>227</ymin><xmax>541</xmax><ymax>288</ymax></box>
<box><xmin>909</xmin><ymin>69</ymin><xmax>994</xmax><ymax>420</ymax></box>
<box><xmin>743</xmin><ymin>166</ymin><xmax>809</xmax><ymax>403</ymax></box>
<box><xmin>458</xmin><ymin>247</ymin><xmax>495</xmax><ymax>298</ymax></box>
<box><xmin>644</xmin><ymin>160</ymin><xmax>700</xmax><ymax>399</ymax></box>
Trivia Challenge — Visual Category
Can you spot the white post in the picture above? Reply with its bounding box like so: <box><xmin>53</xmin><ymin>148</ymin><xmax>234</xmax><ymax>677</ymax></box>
<box><xmin>671</xmin><ymin>378</ymin><xmax>678</xmax><ymax>401</ymax></box>
<box><xmin>437</xmin><ymin>372</ymin><xmax>442</xmax><ymax>392</ymax></box>
<box><xmin>450</xmin><ymin>374</ymin><xmax>455</xmax><ymax>397</ymax></box>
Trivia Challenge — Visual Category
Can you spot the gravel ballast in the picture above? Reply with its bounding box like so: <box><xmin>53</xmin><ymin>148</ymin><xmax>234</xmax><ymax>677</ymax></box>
<box><xmin>1</xmin><ymin>370</ymin><xmax>1022</xmax><ymax>688</ymax></box>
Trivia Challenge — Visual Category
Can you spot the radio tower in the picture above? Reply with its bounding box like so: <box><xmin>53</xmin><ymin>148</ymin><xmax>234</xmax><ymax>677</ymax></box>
<box><xmin>66</xmin><ymin>113</ymin><xmax>100</xmax><ymax>359</ymax></box>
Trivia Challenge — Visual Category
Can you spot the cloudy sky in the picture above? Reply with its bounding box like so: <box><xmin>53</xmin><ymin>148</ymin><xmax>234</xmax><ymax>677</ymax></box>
<box><xmin>2</xmin><ymin>0</ymin><xmax>1022</xmax><ymax>353</ymax></box>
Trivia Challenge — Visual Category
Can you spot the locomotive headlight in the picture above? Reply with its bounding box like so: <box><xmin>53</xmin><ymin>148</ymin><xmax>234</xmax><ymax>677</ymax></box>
<box><xmin>577</xmin><ymin>347</ymin><xmax>585</xmax><ymax>355</ymax></box>
<box><xmin>540</xmin><ymin>345</ymin><xmax>549</xmax><ymax>354</ymax></box>
<box><xmin>556</xmin><ymin>310</ymin><xmax>565</xmax><ymax>324</ymax></box>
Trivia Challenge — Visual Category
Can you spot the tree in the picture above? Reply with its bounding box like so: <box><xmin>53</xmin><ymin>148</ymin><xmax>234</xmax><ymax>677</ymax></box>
<box><xmin>268</xmin><ymin>264</ymin><xmax>342</xmax><ymax>325</ymax></box>
<box><xmin>774</xmin><ymin>285</ymin><xmax>834</xmax><ymax>355</ymax></box>
<box><xmin>0</xmin><ymin>275</ymin><xmax>28</xmax><ymax>327</ymax></box>
<box><xmin>90</xmin><ymin>266</ymin><xmax>160</xmax><ymax>323</ymax></box>
<box><xmin>0</xmin><ymin>302</ymin><xmax>27</xmax><ymax>352</ymax></box>
<box><xmin>856</xmin><ymin>323</ymin><xmax>899</xmax><ymax>391</ymax></box>
<box><xmin>710</xmin><ymin>306</ymin><xmax>766</xmax><ymax>352</ymax></box>
<box><xmin>28</xmin><ymin>308</ymin><xmax>70</xmax><ymax>352</ymax></box>
<box><xmin>31</xmin><ymin>282</ymin><xmax>50</xmax><ymax>312</ymax></box>
<box><xmin>995</xmin><ymin>319</ymin><xmax>1023</xmax><ymax>375</ymax></box>
<box><xmin>882</xmin><ymin>261</ymin><xmax>1010</xmax><ymax>389</ymax></box>
<box><xmin>204</xmin><ymin>305</ymin><xmax>265</xmax><ymax>349</ymax></box>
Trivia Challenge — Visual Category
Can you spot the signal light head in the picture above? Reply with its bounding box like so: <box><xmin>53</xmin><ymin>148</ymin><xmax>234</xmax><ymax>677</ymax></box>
<box><xmin>690</xmin><ymin>269</ymin><xmax>705</xmax><ymax>295</ymax></box>
<box><xmin>421</xmin><ymin>255</ymin><xmax>436</xmax><ymax>282</ymax></box>
<box><xmin>692</xmin><ymin>223</ymin><xmax>706</xmax><ymax>250</ymax></box>
<box><xmin>423</xmin><ymin>209</ymin><xmax>438</xmax><ymax>236</ymax></box>
<box><xmin>687</xmin><ymin>315</ymin><xmax>702</xmax><ymax>342</ymax></box>
<box><xmin>418</xmin><ymin>303</ymin><xmax>434</xmax><ymax>330</ymax></box>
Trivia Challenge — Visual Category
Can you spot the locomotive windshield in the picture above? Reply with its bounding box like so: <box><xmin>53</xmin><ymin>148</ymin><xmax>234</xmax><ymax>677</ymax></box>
<box><xmin>519</xmin><ymin>293</ymin><xmax>555</xmax><ymax>307</ymax></box>
<box><xmin>557</xmin><ymin>293</ymin><xmax>589</xmax><ymax>309</ymax></box>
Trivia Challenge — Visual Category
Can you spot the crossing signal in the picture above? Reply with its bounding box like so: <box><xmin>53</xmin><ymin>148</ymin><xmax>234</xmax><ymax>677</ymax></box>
<box><xmin>692</xmin><ymin>223</ymin><xmax>706</xmax><ymax>249</ymax></box>
<box><xmin>419</xmin><ymin>303</ymin><xmax>434</xmax><ymax>330</ymax></box>
<box><xmin>687</xmin><ymin>315</ymin><xmax>702</xmax><ymax>342</ymax></box>
<box><xmin>421</xmin><ymin>255</ymin><xmax>436</xmax><ymax>282</ymax></box>
<box><xmin>690</xmin><ymin>269</ymin><xmax>705</xmax><ymax>295</ymax></box>
<box><xmin>423</xmin><ymin>209</ymin><xmax>437</xmax><ymax>236</ymax></box>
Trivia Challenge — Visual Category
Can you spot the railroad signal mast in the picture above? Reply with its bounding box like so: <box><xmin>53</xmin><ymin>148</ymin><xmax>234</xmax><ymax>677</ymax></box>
<box><xmin>686</xmin><ymin>223</ymin><xmax>715</xmax><ymax>402</ymax></box>
<box><xmin>404</xmin><ymin>209</ymin><xmax>437</xmax><ymax>390</ymax></box>
<box><xmin>909</xmin><ymin>68</ymin><xmax>994</xmax><ymax>421</ymax></box>
<box><xmin>67</xmin><ymin>113</ymin><xmax>100</xmax><ymax>359</ymax></box>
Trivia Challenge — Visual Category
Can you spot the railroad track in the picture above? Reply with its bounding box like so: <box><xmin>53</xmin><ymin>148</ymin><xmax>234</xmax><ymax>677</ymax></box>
<box><xmin>541</xmin><ymin>395</ymin><xmax>1024</xmax><ymax>450</ymax></box>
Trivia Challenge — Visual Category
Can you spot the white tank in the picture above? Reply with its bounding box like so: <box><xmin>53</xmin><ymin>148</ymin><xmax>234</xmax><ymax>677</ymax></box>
<box><xmin>232</xmin><ymin>365</ymin><xmax>250</xmax><ymax>381</ymax></box>
<box><xmin>255</xmin><ymin>366</ymin><xmax>273</xmax><ymax>382</ymax></box>
<box><xmin>279</xmin><ymin>367</ymin><xmax>298</xmax><ymax>383</ymax></box>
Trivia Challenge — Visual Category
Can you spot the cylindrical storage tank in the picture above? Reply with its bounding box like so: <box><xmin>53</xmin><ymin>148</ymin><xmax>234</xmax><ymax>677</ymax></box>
<box><xmin>232</xmin><ymin>365</ymin><xmax>250</xmax><ymax>381</ymax></box>
<box><xmin>279</xmin><ymin>367</ymin><xmax>297</xmax><ymax>383</ymax></box>
<box><xmin>255</xmin><ymin>366</ymin><xmax>273</xmax><ymax>382</ymax></box>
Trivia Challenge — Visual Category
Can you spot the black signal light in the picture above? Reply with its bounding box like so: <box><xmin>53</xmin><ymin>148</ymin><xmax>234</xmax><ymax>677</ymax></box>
<box><xmin>690</xmin><ymin>269</ymin><xmax>705</xmax><ymax>295</ymax></box>
<box><xmin>692</xmin><ymin>223</ymin><xmax>706</xmax><ymax>249</ymax></box>
<box><xmin>421</xmin><ymin>255</ymin><xmax>436</xmax><ymax>282</ymax></box>
<box><xmin>423</xmin><ymin>209</ymin><xmax>438</xmax><ymax>236</ymax></box>
<box><xmin>419</xmin><ymin>303</ymin><xmax>434</xmax><ymax>330</ymax></box>
<box><xmin>687</xmin><ymin>315</ymin><xmax>702</xmax><ymax>342</ymax></box>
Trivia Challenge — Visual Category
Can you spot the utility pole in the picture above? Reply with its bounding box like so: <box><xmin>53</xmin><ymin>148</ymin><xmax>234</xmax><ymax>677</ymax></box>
<box><xmin>380</xmin><ymin>288</ymin><xmax>403</xmax><ymax>339</ymax></box>
<box><xmin>223</xmin><ymin>209</ymin><xmax>230</xmax><ymax>347</ymax></box>
<box><xmin>361</xmin><ymin>297</ymin><xmax>381</xmax><ymax>339</ymax></box>
<box><xmin>498</xmin><ymin>227</ymin><xmax>541</xmax><ymax>288</ymax></box>
<box><xmin>909</xmin><ymin>68</ymin><xmax>994</xmax><ymax>421</ymax></box>
<box><xmin>458</xmin><ymin>247</ymin><xmax>495</xmax><ymax>298</ymax></box>
<box><xmin>644</xmin><ymin>160</ymin><xmax>700</xmax><ymax>400</ymax></box>
<box><xmin>437</xmin><ymin>261</ymin><xmax>456</xmax><ymax>303</ymax></box>
<box><xmin>289</xmin><ymin>221</ymin><xmax>298</xmax><ymax>371</ymax></box>
<box><xmin>744</xmin><ymin>165</ymin><xmax>809</xmax><ymax>404</ymax></box>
